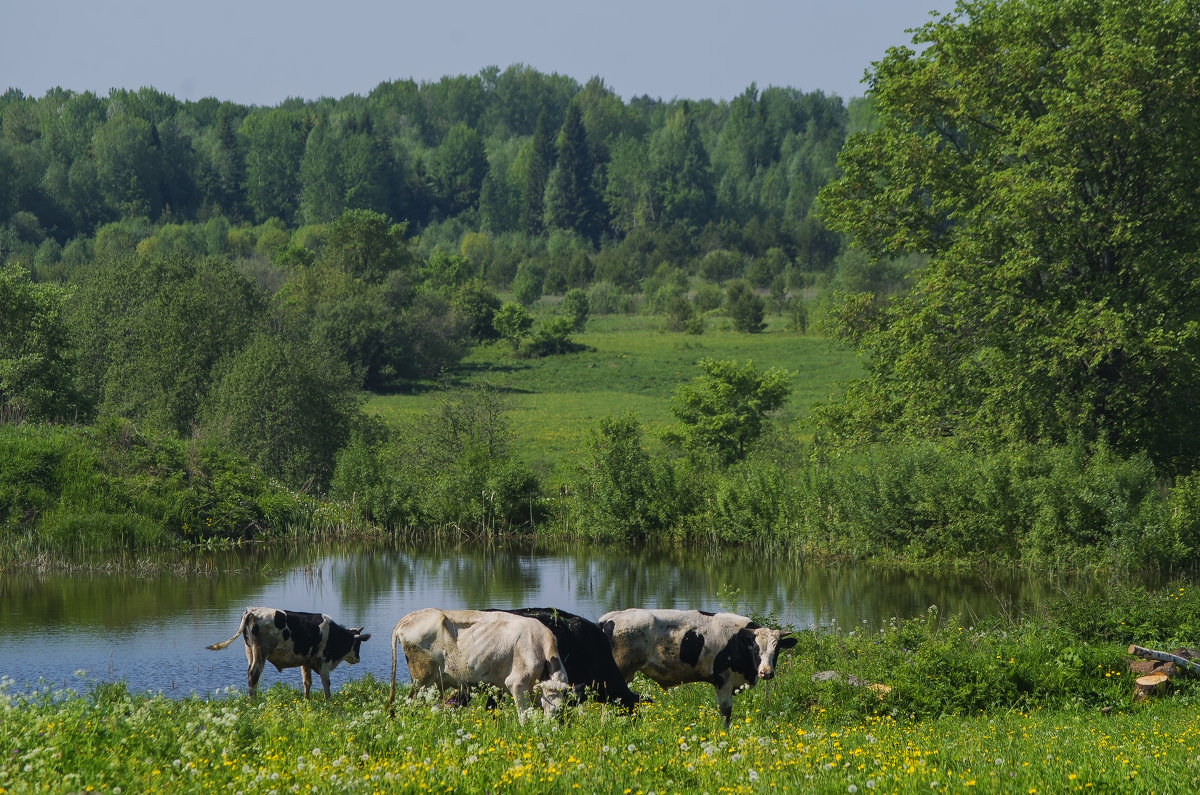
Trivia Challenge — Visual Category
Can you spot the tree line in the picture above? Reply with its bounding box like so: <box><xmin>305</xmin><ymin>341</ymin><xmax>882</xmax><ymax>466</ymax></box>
<box><xmin>0</xmin><ymin>65</ymin><xmax>847</xmax><ymax>288</ymax></box>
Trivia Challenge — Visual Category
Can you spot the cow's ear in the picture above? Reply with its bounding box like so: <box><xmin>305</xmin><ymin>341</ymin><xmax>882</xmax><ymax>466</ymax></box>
<box><xmin>779</xmin><ymin>635</ymin><xmax>798</xmax><ymax>649</ymax></box>
<box><xmin>357</xmin><ymin>632</ymin><xmax>372</xmax><ymax>642</ymax></box>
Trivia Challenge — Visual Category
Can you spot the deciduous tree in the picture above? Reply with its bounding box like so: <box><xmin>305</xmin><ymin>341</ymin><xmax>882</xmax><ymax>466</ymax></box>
<box><xmin>818</xmin><ymin>0</ymin><xmax>1200</xmax><ymax>474</ymax></box>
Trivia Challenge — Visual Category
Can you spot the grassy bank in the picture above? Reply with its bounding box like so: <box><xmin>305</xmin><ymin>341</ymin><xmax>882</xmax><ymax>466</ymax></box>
<box><xmin>5</xmin><ymin>592</ymin><xmax>1199</xmax><ymax>794</ymax></box>
<box><xmin>0</xmin><ymin>419</ymin><xmax>376</xmax><ymax>569</ymax></box>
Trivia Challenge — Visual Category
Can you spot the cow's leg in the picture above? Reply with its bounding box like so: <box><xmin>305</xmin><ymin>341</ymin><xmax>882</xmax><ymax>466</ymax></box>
<box><xmin>507</xmin><ymin>675</ymin><xmax>533</xmax><ymax>725</ymax></box>
<box><xmin>301</xmin><ymin>665</ymin><xmax>313</xmax><ymax>698</ymax></box>
<box><xmin>715</xmin><ymin>680</ymin><xmax>737</xmax><ymax>729</ymax></box>
<box><xmin>319</xmin><ymin>668</ymin><xmax>333</xmax><ymax>700</ymax></box>
<box><xmin>247</xmin><ymin>643</ymin><xmax>265</xmax><ymax>699</ymax></box>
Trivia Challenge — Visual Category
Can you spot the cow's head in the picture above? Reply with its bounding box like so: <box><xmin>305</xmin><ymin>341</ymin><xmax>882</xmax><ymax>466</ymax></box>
<box><xmin>753</xmin><ymin>628</ymin><xmax>798</xmax><ymax>681</ymax></box>
<box><xmin>536</xmin><ymin>675</ymin><xmax>572</xmax><ymax>717</ymax></box>
<box><xmin>345</xmin><ymin>629</ymin><xmax>371</xmax><ymax>664</ymax></box>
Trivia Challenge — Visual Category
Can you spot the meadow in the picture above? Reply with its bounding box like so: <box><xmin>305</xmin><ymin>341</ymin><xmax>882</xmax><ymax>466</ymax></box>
<box><xmin>365</xmin><ymin>314</ymin><xmax>861</xmax><ymax>475</ymax></box>
<box><xmin>3</xmin><ymin>662</ymin><xmax>1196</xmax><ymax>794</ymax></box>
<box><xmin>5</xmin><ymin>586</ymin><xmax>1199</xmax><ymax>794</ymax></box>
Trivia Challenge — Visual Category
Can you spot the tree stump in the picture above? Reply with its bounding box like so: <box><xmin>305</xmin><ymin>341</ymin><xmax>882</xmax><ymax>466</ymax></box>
<box><xmin>1133</xmin><ymin>673</ymin><xmax>1169</xmax><ymax>701</ymax></box>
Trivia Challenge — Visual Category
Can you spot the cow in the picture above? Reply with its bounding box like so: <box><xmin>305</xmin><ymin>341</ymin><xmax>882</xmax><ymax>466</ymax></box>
<box><xmin>488</xmin><ymin>607</ymin><xmax>644</xmax><ymax>711</ymax></box>
<box><xmin>388</xmin><ymin>608</ymin><xmax>572</xmax><ymax>724</ymax></box>
<box><xmin>207</xmin><ymin>607</ymin><xmax>371</xmax><ymax>700</ymax></box>
<box><xmin>598</xmin><ymin>608</ymin><xmax>797</xmax><ymax>728</ymax></box>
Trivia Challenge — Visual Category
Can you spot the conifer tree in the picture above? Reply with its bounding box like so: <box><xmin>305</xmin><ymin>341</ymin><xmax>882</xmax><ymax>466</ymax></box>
<box><xmin>545</xmin><ymin>104</ymin><xmax>603</xmax><ymax>241</ymax></box>
<box><xmin>520</xmin><ymin>109</ymin><xmax>554</xmax><ymax>235</ymax></box>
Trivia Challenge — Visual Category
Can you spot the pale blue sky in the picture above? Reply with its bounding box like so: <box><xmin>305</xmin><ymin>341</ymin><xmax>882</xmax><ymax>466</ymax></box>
<box><xmin>2</xmin><ymin>1</ymin><xmax>955</xmax><ymax>106</ymax></box>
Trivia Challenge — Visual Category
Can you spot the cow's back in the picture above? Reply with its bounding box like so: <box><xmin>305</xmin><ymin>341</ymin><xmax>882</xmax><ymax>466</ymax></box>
<box><xmin>394</xmin><ymin>608</ymin><xmax>565</xmax><ymax>690</ymax></box>
<box><xmin>599</xmin><ymin>608</ymin><xmax>752</xmax><ymax>687</ymax></box>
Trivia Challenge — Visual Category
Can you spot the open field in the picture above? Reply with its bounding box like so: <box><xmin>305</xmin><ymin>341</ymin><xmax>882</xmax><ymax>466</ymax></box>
<box><xmin>3</xmin><ymin>675</ymin><xmax>1196</xmax><ymax>793</ymax></box>
<box><xmin>366</xmin><ymin>315</ymin><xmax>861</xmax><ymax>474</ymax></box>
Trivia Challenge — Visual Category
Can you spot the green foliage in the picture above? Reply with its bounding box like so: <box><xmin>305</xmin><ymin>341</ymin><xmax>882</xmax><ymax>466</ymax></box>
<box><xmin>201</xmin><ymin>333</ymin><xmax>363</xmax><ymax>489</ymax></box>
<box><xmin>493</xmin><ymin>301</ymin><xmax>533</xmax><ymax>351</ymax></box>
<box><xmin>668</xmin><ymin>358</ymin><xmax>793</xmax><ymax>465</ymax></box>
<box><xmin>574</xmin><ymin>414</ymin><xmax>678</xmax><ymax>540</ymax></box>
<box><xmin>0</xmin><ymin>420</ymin><xmax>307</xmax><ymax>551</ymax></box>
<box><xmin>818</xmin><ymin>0</ymin><xmax>1200</xmax><ymax>474</ymax></box>
<box><xmin>69</xmin><ymin>253</ymin><xmax>265</xmax><ymax>435</ymax></box>
<box><xmin>725</xmin><ymin>280</ymin><xmax>766</xmax><ymax>333</ymax></box>
<box><xmin>561</xmin><ymin>287</ymin><xmax>589</xmax><ymax>331</ymax></box>
<box><xmin>336</xmin><ymin>384</ymin><xmax>540</xmax><ymax>531</ymax></box>
<box><xmin>450</xmin><ymin>279</ymin><xmax>501</xmax><ymax>341</ymax></box>
<box><xmin>0</xmin><ymin>262</ymin><xmax>85</xmax><ymax>422</ymax></box>
<box><xmin>322</xmin><ymin>209</ymin><xmax>415</xmax><ymax>283</ymax></box>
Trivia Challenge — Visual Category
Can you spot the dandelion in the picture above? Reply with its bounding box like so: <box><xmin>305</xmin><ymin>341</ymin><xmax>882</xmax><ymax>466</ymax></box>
<box><xmin>748</xmin><ymin>769</ymin><xmax>759</xmax><ymax>782</ymax></box>
<box><xmin>848</xmin><ymin>785</ymin><xmax>858</xmax><ymax>793</ymax></box>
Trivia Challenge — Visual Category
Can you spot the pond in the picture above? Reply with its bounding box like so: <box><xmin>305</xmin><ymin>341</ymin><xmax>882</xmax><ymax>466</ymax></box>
<box><xmin>0</xmin><ymin>540</ymin><xmax>1090</xmax><ymax>698</ymax></box>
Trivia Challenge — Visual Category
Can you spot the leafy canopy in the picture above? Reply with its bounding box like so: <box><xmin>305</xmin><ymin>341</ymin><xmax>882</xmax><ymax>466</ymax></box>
<box><xmin>818</xmin><ymin>0</ymin><xmax>1200</xmax><ymax>473</ymax></box>
<box><xmin>669</xmin><ymin>358</ymin><xmax>793</xmax><ymax>466</ymax></box>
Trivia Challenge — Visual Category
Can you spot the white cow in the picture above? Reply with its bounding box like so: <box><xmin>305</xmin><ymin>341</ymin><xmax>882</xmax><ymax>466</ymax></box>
<box><xmin>598</xmin><ymin>608</ymin><xmax>797</xmax><ymax>727</ymax></box>
<box><xmin>388</xmin><ymin>608</ymin><xmax>572</xmax><ymax>723</ymax></box>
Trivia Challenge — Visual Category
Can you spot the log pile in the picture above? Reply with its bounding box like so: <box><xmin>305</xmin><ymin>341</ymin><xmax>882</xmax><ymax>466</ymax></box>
<box><xmin>1127</xmin><ymin>645</ymin><xmax>1199</xmax><ymax>701</ymax></box>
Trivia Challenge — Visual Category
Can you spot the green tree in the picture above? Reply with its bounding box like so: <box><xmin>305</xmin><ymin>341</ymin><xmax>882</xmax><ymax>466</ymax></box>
<box><xmin>725</xmin><ymin>281</ymin><xmax>766</xmax><ymax>333</ymax></box>
<box><xmin>493</xmin><ymin>301</ymin><xmax>533</xmax><ymax>351</ymax></box>
<box><xmin>201</xmin><ymin>332</ymin><xmax>362</xmax><ymax>489</ymax></box>
<box><xmin>520</xmin><ymin>109</ymin><xmax>555</xmax><ymax>235</ymax></box>
<box><xmin>817</xmin><ymin>0</ymin><xmax>1200</xmax><ymax>473</ymax></box>
<box><xmin>322</xmin><ymin>209</ymin><xmax>415</xmax><ymax>283</ymax></box>
<box><xmin>545</xmin><ymin>104</ymin><xmax>603</xmax><ymax>241</ymax></box>
<box><xmin>91</xmin><ymin>114</ymin><xmax>165</xmax><ymax>219</ymax></box>
<box><xmin>575</xmin><ymin>414</ymin><xmax>665</xmax><ymax>539</ymax></box>
<box><xmin>434</xmin><ymin>123</ymin><xmax>488</xmax><ymax>215</ymax></box>
<box><xmin>649</xmin><ymin>103</ymin><xmax>715</xmax><ymax>229</ymax></box>
<box><xmin>240</xmin><ymin>108</ymin><xmax>306</xmax><ymax>224</ymax></box>
<box><xmin>562</xmin><ymin>287</ymin><xmax>590</xmax><ymax>331</ymax></box>
<box><xmin>0</xmin><ymin>263</ymin><xmax>84</xmax><ymax>422</ymax></box>
<box><xmin>668</xmin><ymin>358</ymin><xmax>793</xmax><ymax>465</ymax></box>
<box><xmin>70</xmin><ymin>254</ymin><xmax>265</xmax><ymax>435</ymax></box>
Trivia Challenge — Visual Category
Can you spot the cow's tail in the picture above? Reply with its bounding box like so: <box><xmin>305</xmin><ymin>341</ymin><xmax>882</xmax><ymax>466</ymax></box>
<box><xmin>206</xmin><ymin>609</ymin><xmax>250</xmax><ymax>651</ymax></box>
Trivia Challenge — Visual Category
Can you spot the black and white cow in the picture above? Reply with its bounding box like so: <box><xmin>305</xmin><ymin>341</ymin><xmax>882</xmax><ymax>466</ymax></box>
<box><xmin>207</xmin><ymin>607</ymin><xmax>371</xmax><ymax>699</ymax></box>
<box><xmin>598</xmin><ymin>608</ymin><xmax>797</xmax><ymax>727</ymax></box>
<box><xmin>490</xmin><ymin>607</ymin><xmax>644</xmax><ymax>711</ymax></box>
<box><xmin>388</xmin><ymin>608</ymin><xmax>572</xmax><ymax>723</ymax></box>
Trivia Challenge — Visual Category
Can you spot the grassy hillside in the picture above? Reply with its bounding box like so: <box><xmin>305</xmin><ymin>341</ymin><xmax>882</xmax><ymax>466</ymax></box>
<box><xmin>365</xmin><ymin>315</ymin><xmax>861</xmax><ymax>474</ymax></box>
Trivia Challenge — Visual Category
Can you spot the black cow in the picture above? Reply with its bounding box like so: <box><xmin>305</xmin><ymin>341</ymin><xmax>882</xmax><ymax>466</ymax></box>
<box><xmin>598</xmin><ymin>608</ymin><xmax>796</xmax><ymax>727</ymax></box>
<box><xmin>490</xmin><ymin>607</ymin><xmax>644</xmax><ymax>711</ymax></box>
<box><xmin>207</xmin><ymin>607</ymin><xmax>371</xmax><ymax>699</ymax></box>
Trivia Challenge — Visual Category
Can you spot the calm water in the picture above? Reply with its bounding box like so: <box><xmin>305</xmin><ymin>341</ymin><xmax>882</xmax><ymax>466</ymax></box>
<box><xmin>0</xmin><ymin>540</ymin><xmax>1090</xmax><ymax>698</ymax></box>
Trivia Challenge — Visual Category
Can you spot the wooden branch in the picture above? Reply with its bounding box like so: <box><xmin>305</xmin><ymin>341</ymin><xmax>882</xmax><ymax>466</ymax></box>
<box><xmin>1127</xmin><ymin>645</ymin><xmax>1200</xmax><ymax>676</ymax></box>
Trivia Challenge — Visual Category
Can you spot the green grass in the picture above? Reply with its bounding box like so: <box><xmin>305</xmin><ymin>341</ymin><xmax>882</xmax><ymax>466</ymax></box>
<box><xmin>366</xmin><ymin>314</ymin><xmax>861</xmax><ymax>474</ymax></box>
<box><xmin>3</xmin><ymin>664</ymin><xmax>1196</xmax><ymax>793</ymax></box>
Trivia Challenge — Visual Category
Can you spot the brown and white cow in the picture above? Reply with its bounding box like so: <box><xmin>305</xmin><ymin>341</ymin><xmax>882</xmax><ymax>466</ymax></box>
<box><xmin>207</xmin><ymin>607</ymin><xmax>371</xmax><ymax>699</ymax></box>
<box><xmin>388</xmin><ymin>608</ymin><xmax>572</xmax><ymax>723</ymax></box>
<box><xmin>598</xmin><ymin>608</ymin><xmax>797</xmax><ymax>727</ymax></box>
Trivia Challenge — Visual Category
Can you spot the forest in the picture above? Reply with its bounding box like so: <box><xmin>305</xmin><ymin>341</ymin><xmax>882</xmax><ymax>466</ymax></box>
<box><xmin>3</xmin><ymin>0</ymin><xmax>1200</xmax><ymax>572</ymax></box>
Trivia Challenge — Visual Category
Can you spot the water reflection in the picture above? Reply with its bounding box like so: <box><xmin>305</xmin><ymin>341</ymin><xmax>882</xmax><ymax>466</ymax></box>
<box><xmin>0</xmin><ymin>540</ymin><xmax>1105</xmax><ymax>697</ymax></box>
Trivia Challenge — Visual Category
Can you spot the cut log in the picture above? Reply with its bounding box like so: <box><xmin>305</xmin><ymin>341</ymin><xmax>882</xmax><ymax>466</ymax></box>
<box><xmin>1127</xmin><ymin>645</ymin><xmax>1200</xmax><ymax>676</ymax></box>
<box><xmin>1133</xmin><ymin>673</ymin><xmax>1170</xmax><ymax>700</ymax></box>
<box><xmin>1129</xmin><ymin>659</ymin><xmax>1175</xmax><ymax>677</ymax></box>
